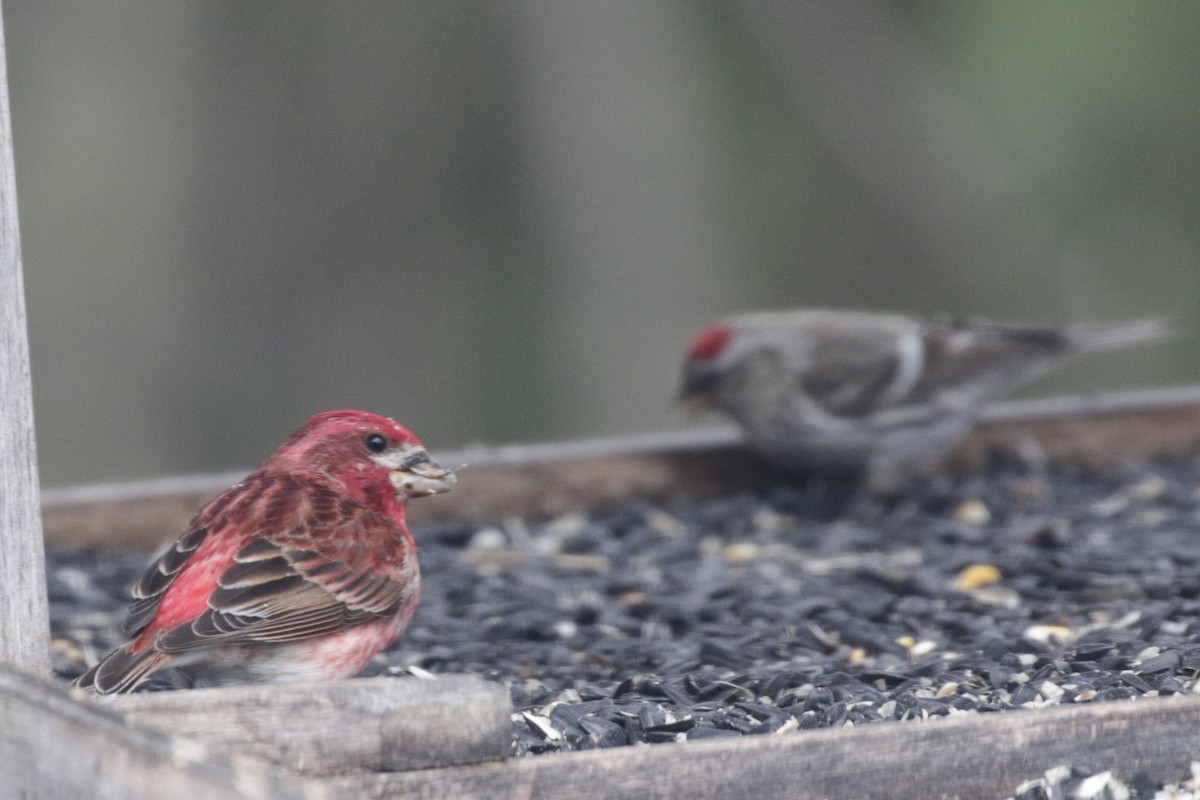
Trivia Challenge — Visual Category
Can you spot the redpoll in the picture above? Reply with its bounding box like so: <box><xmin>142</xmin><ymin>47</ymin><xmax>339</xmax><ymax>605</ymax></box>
<box><xmin>75</xmin><ymin>410</ymin><xmax>456</xmax><ymax>694</ymax></box>
<box><xmin>680</xmin><ymin>309</ymin><xmax>1173</xmax><ymax>490</ymax></box>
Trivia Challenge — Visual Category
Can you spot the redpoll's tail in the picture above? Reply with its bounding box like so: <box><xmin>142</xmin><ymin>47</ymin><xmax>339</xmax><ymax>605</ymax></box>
<box><xmin>1067</xmin><ymin>317</ymin><xmax>1178</xmax><ymax>353</ymax></box>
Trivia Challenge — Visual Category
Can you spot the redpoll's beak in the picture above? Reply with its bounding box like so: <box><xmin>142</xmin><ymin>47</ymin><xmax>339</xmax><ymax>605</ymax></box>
<box><xmin>387</xmin><ymin>450</ymin><xmax>458</xmax><ymax>498</ymax></box>
<box><xmin>677</xmin><ymin>369</ymin><xmax>717</xmax><ymax>414</ymax></box>
<box><xmin>678</xmin><ymin>390</ymin><xmax>713</xmax><ymax>414</ymax></box>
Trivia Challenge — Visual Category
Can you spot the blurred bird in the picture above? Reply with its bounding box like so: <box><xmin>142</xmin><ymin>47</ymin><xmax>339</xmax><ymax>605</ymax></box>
<box><xmin>75</xmin><ymin>409</ymin><xmax>456</xmax><ymax>694</ymax></box>
<box><xmin>680</xmin><ymin>310</ymin><xmax>1174</xmax><ymax>491</ymax></box>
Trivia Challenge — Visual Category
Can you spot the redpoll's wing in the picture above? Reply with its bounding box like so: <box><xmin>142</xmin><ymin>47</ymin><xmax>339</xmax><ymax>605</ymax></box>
<box><xmin>828</xmin><ymin>317</ymin><xmax>1172</xmax><ymax>413</ymax></box>
<box><xmin>796</xmin><ymin>320</ymin><xmax>1085</xmax><ymax>417</ymax></box>
<box><xmin>156</xmin><ymin>503</ymin><xmax>415</xmax><ymax>653</ymax></box>
<box><xmin>799</xmin><ymin>327</ymin><xmax>923</xmax><ymax>417</ymax></box>
<box><xmin>901</xmin><ymin>322</ymin><xmax>1073</xmax><ymax>405</ymax></box>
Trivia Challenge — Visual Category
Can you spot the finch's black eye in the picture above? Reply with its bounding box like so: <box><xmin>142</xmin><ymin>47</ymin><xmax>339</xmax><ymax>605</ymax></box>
<box><xmin>364</xmin><ymin>433</ymin><xmax>388</xmax><ymax>453</ymax></box>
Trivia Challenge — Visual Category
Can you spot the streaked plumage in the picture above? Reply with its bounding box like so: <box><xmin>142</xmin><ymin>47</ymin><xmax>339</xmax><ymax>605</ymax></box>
<box><xmin>75</xmin><ymin>409</ymin><xmax>455</xmax><ymax>694</ymax></box>
<box><xmin>680</xmin><ymin>310</ymin><xmax>1174</xmax><ymax>490</ymax></box>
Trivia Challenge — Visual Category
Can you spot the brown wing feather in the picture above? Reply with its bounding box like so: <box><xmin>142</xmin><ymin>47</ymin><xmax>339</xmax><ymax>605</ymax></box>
<box><xmin>157</xmin><ymin>498</ymin><xmax>416</xmax><ymax>653</ymax></box>
<box><xmin>123</xmin><ymin>524</ymin><xmax>210</xmax><ymax>636</ymax></box>
<box><xmin>800</xmin><ymin>328</ymin><xmax>904</xmax><ymax>416</ymax></box>
<box><xmin>901</xmin><ymin>321</ymin><xmax>1071</xmax><ymax>406</ymax></box>
<box><xmin>111</xmin><ymin>474</ymin><xmax>415</xmax><ymax>657</ymax></box>
<box><xmin>83</xmin><ymin>648</ymin><xmax>173</xmax><ymax>695</ymax></box>
<box><xmin>799</xmin><ymin>320</ymin><xmax>1073</xmax><ymax>417</ymax></box>
<box><xmin>120</xmin><ymin>479</ymin><xmax>269</xmax><ymax>638</ymax></box>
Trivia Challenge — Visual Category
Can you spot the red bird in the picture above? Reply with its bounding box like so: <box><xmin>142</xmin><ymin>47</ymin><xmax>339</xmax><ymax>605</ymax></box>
<box><xmin>75</xmin><ymin>410</ymin><xmax>456</xmax><ymax>694</ymax></box>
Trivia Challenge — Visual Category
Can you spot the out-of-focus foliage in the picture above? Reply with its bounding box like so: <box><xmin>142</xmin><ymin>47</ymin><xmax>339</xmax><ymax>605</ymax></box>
<box><xmin>9</xmin><ymin>1</ymin><xmax>1197</xmax><ymax>485</ymax></box>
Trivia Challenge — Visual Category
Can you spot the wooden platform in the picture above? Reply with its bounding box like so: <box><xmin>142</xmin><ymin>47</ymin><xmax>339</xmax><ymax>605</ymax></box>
<box><xmin>13</xmin><ymin>385</ymin><xmax>1200</xmax><ymax>799</ymax></box>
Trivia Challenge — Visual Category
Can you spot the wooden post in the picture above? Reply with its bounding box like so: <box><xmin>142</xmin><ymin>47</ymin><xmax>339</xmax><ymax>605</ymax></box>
<box><xmin>0</xmin><ymin>0</ymin><xmax>50</xmax><ymax>675</ymax></box>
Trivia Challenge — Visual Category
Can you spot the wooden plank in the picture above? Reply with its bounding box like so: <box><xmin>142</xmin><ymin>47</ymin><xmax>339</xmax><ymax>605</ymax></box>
<box><xmin>41</xmin><ymin>385</ymin><xmax>1200</xmax><ymax>552</ymax></box>
<box><xmin>0</xmin><ymin>666</ymin><xmax>313</xmax><ymax>800</ymax></box>
<box><xmin>106</xmin><ymin>674</ymin><xmax>512</xmax><ymax>776</ymax></box>
<box><xmin>325</xmin><ymin>692</ymin><xmax>1200</xmax><ymax>800</ymax></box>
<box><xmin>946</xmin><ymin>384</ymin><xmax>1200</xmax><ymax>473</ymax></box>
<box><xmin>0</xmin><ymin>0</ymin><xmax>50</xmax><ymax>674</ymax></box>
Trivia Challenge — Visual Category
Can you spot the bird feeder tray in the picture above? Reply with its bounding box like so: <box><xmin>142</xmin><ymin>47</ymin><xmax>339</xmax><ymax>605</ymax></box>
<box><xmin>12</xmin><ymin>384</ymin><xmax>1200</xmax><ymax>799</ymax></box>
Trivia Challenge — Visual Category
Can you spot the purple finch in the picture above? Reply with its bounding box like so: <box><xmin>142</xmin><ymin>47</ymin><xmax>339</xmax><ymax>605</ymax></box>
<box><xmin>680</xmin><ymin>310</ymin><xmax>1172</xmax><ymax>490</ymax></box>
<box><xmin>75</xmin><ymin>410</ymin><xmax>456</xmax><ymax>694</ymax></box>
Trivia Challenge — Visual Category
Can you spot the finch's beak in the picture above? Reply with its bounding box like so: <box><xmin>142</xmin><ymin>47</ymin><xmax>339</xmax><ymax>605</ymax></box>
<box><xmin>392</xmin><ymin>451</ymin><xmax>458</xmax><ymax>498</ymax></box>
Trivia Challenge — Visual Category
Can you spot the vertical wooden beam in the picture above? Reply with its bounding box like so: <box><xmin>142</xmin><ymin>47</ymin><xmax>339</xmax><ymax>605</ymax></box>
<box><xmin>0</xmin><ymin>0</ymin><xmax>50</xmax><ymax>675</ymax></box>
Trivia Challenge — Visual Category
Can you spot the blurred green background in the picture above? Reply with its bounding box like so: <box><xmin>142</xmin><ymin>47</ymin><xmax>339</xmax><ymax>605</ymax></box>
<box><xmin>10</xmin><ymin>1</ymin><xmax>1199</xmax><ymax>487</ymax></box>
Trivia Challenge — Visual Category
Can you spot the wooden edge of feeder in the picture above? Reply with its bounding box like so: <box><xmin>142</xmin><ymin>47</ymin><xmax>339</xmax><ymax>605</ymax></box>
<box><xmin>106</xmin><ymin>674</ymin><xmax>512</xmax><ymax>776</ymax></box>
<box><xmin>22</xmin><ymin>385</ymin><xmax>1200</xmax><ymax>799</ymax></box>
<box><xmin>0</xmin><ymin>665</ymin><xmax>314</xmax><ymax>800</ymax></box>
<box><xmin>40</xmin><ymin>384</ymin><xmax>1200</xmax><ymax>552</ymax></box>
<box><xmin>323</xmin><ymin>691</ymin><xmax>1200</xmax><ymax>800</ymax></box>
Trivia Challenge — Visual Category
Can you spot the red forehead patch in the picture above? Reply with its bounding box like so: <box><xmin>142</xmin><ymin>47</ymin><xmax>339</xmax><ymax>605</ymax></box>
<box><xmin>687</xmin><ymin>324</ymin><xmax>733</xmax><ymax>360</ymax></box>
<box><xmin>289</xmin><ymin>410</ymin><xmax>421</xmax><ymax>446</ymax></box>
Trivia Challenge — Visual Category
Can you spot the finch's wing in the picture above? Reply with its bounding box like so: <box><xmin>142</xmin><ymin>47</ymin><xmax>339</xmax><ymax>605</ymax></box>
<box><xmin>122</xmin><ymin>475</ymin><xmax>416</xmax><ymax>652</ymax></box>
<box><xmin>124</xmin><ymin>523</ymin><xmax>211</xmax><ymax>636</ymax></box>
<box><xmin>122</xmin><ymin>477</ymin><xmax>266</xmax><ymax>639</ymax></box>
<box><xmin>155</xmin><ymin>509</ymin><xmax>415</xmax><ymax>653</ymax></box>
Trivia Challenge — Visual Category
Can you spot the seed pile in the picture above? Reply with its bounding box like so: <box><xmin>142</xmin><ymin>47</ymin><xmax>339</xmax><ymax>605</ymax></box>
<box><xmin>49</xmin><ymin>460</ymin><xmax>1200</xmax><ymax>772</ymax></box>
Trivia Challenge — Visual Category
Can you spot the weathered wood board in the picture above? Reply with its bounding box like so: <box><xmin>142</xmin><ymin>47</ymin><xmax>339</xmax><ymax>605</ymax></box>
<box><xmin>0</xmin><ymin>0</ymin><xmax>49</xmax><ymax>675</ymax></box>
<box><xmin>108</xmin><ymin>674</ymin><xmax>512</xmax><ymax>775</ymax></box>
<box><xmin>12</xmin><ymin>662</ymin><xmax>1200</xmax><ymax>800</ymax></box>
<box><xmin>0</xmin><ymin>667</ymin><xmax>313</xmax><ymax>800</ymax></box>
<box><xmin>41</xmin><ymin>386</ymin><xmax>1200</xmax><ymax>553</ymax></box>
<box><xmin>329</xmin><ymin>691</ymin><xmax>1200</xmax><ymax>800</ymax></box>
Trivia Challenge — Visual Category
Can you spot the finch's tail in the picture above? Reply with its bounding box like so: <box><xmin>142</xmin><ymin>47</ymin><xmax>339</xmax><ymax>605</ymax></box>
<box><xmin>74</xmin><ymin>646</ymin><xmax>172</xmax><ymax>695</ymax></box>
<box><xmin>1067</xmin><ymin>317</ymin><xmax>1178</xmax><ymax>353</ymax></box>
